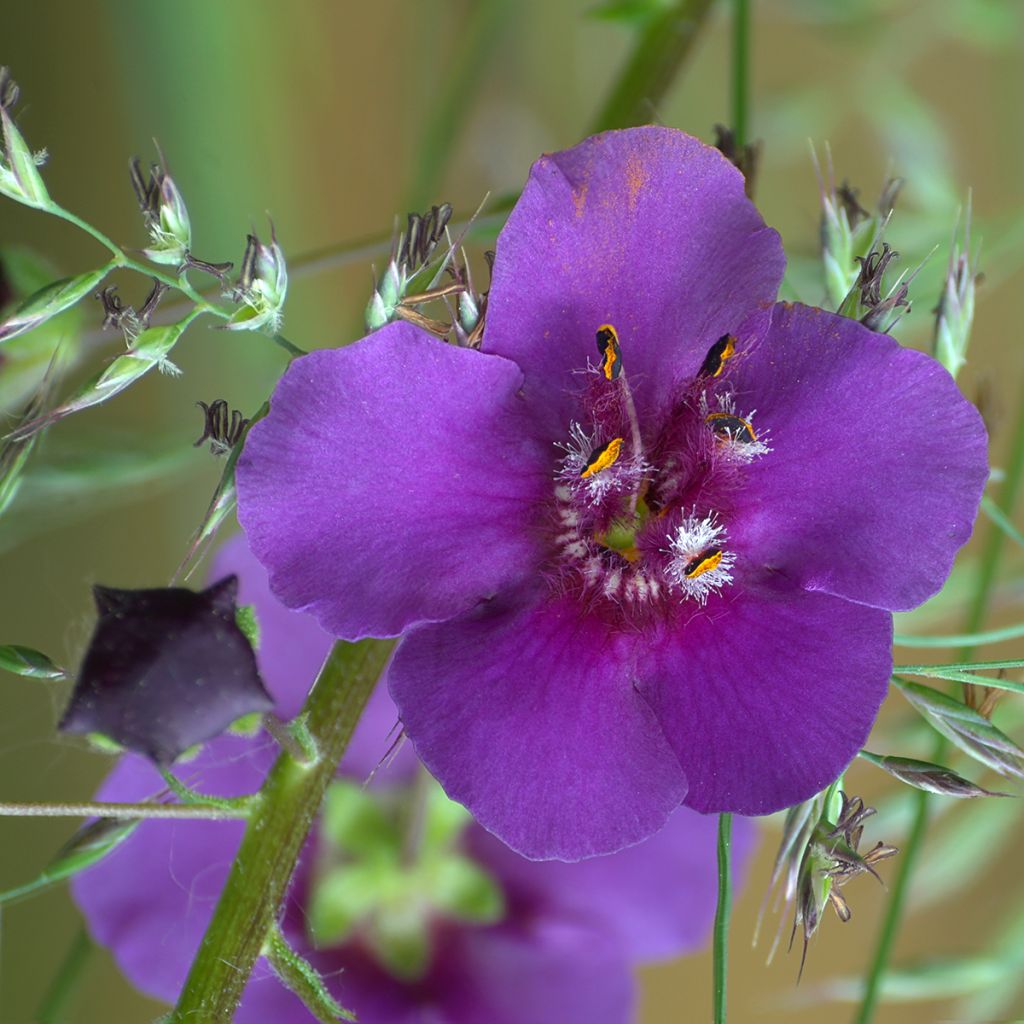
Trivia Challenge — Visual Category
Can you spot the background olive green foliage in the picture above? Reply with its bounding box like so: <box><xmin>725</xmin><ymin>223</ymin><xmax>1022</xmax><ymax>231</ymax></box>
<box><xmin>1</xmin><ymin>1</ymin><xmax>1023</xmax><ymax>1022</ymax></box>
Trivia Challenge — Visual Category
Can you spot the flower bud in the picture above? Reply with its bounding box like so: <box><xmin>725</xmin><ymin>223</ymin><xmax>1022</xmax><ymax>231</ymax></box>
<box><xmin>0</xmin><ymin>68</ymin><xmax>50</xmax><ymax>210</ymax></box>
<box><xmin>860</xmin><ymin>750</ymin><xmax>1009</xmax><ymax>798</ymax></box>
<box><xmin>224</xmin><ymin>229</ymin><xmax>288</xmax><ymax>332</ymax></box>
<box><xmin>933</xmin><ymin>201</ymin><xmax>978</xmax><ymax>380</ymax></box>
<box><xmin>307</xmin><ymin>776</ymin><xmax>505</xmax><ymax>982</ymax></box>
<box><xmin>129</xmin><ymin>156</ymin><xmax>192</xmax><ymax>266</ymax></box>
<box><xmin>815</xmin><ymin>144</ymin><xmax>903</xmax><ymax>313</ymax></box>
<box><xmin>0</xmin><ymin>266</ymin><xmax>110</xmax><ymax>344</ymax></box>
<box><xmin>58</xmin><ymin>576</ymin><xmax>273</xmax><ymax>764</ymax></box>
<box><xmin>365</xmin><ymin>204</ymin><xmax>452</xmax><ymax>332</ymax></box>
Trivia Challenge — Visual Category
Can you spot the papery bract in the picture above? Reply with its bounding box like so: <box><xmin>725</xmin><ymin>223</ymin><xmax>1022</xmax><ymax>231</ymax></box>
<box><xmin>237</xmin><ymin>126</ymin><xmax>988</xmax><ymax>859</ymax></box>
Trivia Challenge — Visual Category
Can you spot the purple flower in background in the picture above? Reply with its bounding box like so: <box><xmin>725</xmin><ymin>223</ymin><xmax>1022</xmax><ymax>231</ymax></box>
<box><xmin>72</xmin><ymin>536</ymin><xmax>755</xmax><ymax>1024</ymax></box>
<box><xmin>237</xmin><ymin>127</ymin><xmax>988</xmax><ymax>860</ymax></box>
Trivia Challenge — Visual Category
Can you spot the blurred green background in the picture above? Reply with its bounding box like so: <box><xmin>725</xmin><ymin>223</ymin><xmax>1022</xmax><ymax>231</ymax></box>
<box><xmin>2</xmin><ymin>1</ymin><xmax>1023</xmax><ymax>1021</ymax></box>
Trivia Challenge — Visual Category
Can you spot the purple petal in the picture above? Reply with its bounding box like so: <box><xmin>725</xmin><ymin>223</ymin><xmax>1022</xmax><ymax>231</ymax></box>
<box><xmin>212</xmin><ymin>534</ymin><xmax>333</xmax><ymax>719</ymax></box>
<box><xmin>468</xmin><ymin>806</ymin><xmax>758</xmax><ymax>962</ymax></box>
<box><xmin>484</xmin><ymin>127</ymin><xmax>785</xmax><ymax>438</ymax></box>
<box><xmin>296</xmin><ymin>920</ymin><xmax>633</xmax><ymax>1024</ymax></box>
<box><xmin>387</xmin><ymin>583</ymin><xmax>687</xmax><ymax>860</ymax></box>
<box><xmin>237</xmin><ymin>322</ymin><xmax>550</xmax><ymax>641</ymax></box>
<box><xmin>729</xmin><ymin>303</ymin><xmax>988</xmax><ymax>611</ymax></box>
<box><xmin>637</xmin><ymin>582</ymin><xmax>893</xmax><ymax>815</ymax></box>
<box><xmin>212</xmin><ymin>533</ymin><xmax>413</xmax><ymax>780</ymax></box>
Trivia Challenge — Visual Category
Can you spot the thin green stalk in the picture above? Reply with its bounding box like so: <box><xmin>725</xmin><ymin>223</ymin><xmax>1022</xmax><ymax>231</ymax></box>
<box><xmin>36</xmin><ymin>926</ymin><xmax>92</xmax><ymax>1024</ymax></box>
<box><xmin>404</xmin><ymin>0</ymin><xmax>510</xmax><ymax>212</ymax></box>
<box><xmin>855</xmin><ymin>390</ymin><xmax>1024</xmax><ymax>1024</ymax></box>
<box><xmin>45</xmin><ymin>204</ymin><xmax>124</xmax><ymax>260</ymax></box>
<box><xmin>713</xmin><ymin>812</ymin><xmax>732</xmax><ymax>1024</ymax></box>
<box><xmin>0</xmin><ymin>800</ymin><xmax>247</xmax><ymax>820</ymax></box>
<box><xmin>731</xmin><ymin>0</ymin><xmax>750</xmax><ymax>149</ymax></box>
<box><xmin>46</xmin><ymin>201</ymin><xmax>234</xmax><ymax>320</ymax></box>
<box><xmin>169</xmin><ymin>638</ymin><xmax>392</xmax><ymax>1023</ymax></box>
<box><xmin>590</xmin><ymin>0</ymin><xmax>717</xmax><ymax>133</ymax></box>
<box><xmin>853</xmin><ymin>786</ymin><xmax>931</xmax><ymax>1024</ymax></box>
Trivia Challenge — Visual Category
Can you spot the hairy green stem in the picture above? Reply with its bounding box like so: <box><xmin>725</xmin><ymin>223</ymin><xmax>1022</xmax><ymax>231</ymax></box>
<box><xmin>731</xmin><ymin>0</ymin><xmax>750</xmax><ymax>149</ymax></box>
<box><xmin>855</xmin><ymin>391</ymin><xmax>1024</xmax><ymax>1023</ymax></box>
<box><xmin>0</xmin><ymin>800</ymin><xmax>247</xmax><ymax>820</ymax></box>
<box><xmin>169</xmin><ymin>638</ymin><xmax>392</xmax><ymax>1023</ymax></box>
<box><xmin>713</xmin><ymin>812</ymin><xmax>732</xmax><ymax>1024</ymax></box>
<box><xmin>590</xmin><ymin>0</ymin><xmax>716</xmax><ymax>132</ymax></box>
<box><xmin>37</xmin><ymin>926</ymin><xmax>92</xmax><ymax>1024</ymax></box>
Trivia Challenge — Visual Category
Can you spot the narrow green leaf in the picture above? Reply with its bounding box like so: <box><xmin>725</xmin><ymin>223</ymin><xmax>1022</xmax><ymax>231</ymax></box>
<box><xmin>981</xmin><ymin>494</ymin><xmax>1024</xmax><ymax>549</ymax></box>
<box><xmin>893</xmin><ymin>678</ymin><xmax>1024</xmax><ymax>778</ymax></box>
<box><xmin>894</xmin><ymin>666</ymin><xmax>1024</xmax><ymax>695</ymax></box>
<box><xmin>894</xmin><ymin>622</ymin><xmax>1024</xmax><ymax>648</ymax></box>
<box><xmin>0</xmin><ymin>817</ymin><xmax>139</xmax><ymax>906</ymax></box>
<box><xmin>0</xmin><ymin>644</ymin><xmax>66</xmax><ymax>680</ymax></box>
<box><xmin>6</xmin><ymin>315</ymin><xmax>197</xmax><ymax>442</ymax></box>
<box><xmin>806</xmin><ymin>956</ymin><xmax>1012</xmax><ymax>1003</ymax></box>
<box><xmin>859</xmin><ymin>750</ymin><xmax>1010</xmax><ymax>798</ymax></box>
<box><xmin>0</xmin><ymin>266</ymin><xmax>110</xmax><ymax>343</ymax></box>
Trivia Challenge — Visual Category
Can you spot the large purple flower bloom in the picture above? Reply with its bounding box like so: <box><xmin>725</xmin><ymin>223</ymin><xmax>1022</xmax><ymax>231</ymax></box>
<box><xmin>72</xmin><ymin>536</ymin><xmax>755</xmax><ymax>1024</ymax></box>
<box><xmin>236</xmin><ymin>127</ymin><xmax>988</xmax><ymax>859</ymax></box>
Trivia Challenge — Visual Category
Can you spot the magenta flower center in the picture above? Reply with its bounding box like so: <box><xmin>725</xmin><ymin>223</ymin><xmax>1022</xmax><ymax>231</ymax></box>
<box><xmin>547</xmin><ymin>327</ymin><xmax>769</xmax><ymax>617</ymax></box>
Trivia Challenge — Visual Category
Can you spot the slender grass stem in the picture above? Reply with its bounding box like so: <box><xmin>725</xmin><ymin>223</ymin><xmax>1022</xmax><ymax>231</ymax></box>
<box><xmin>404</xmin><ymin>0</ymin><xmax>509</xmax><ymax>213</ymax></box>
<box><xmin>36</xmin><ymin>926</ymin><xmax>92</xmax><ymax>1024</ymax></box>
<box><xmin>590</xmin><ymin>0</ymin><xmax>717</xmax><ymax>132</ymax></box>
<box><xmin>0</xmin><ymin>800</ymin><xmax>248</xmax><ymax>820</ymax></box>
<box><xmin>713</xmin><ymin>812</ymin><xmax>733</xmax><ymax>1024</ymax></box>
<box><xmin>855</xmin><ymin>391</ymin><xmax>1024</xmax><ymax>1023</ymax></box>
<box><xmin>731</xmin><ymin>0</ymin><xmax>751</xmax><ymax>150</ymax></box>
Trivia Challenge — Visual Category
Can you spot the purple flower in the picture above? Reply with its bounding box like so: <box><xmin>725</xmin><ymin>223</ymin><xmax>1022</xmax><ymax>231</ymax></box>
<box><xmin>236</xmin><ymin>127</ymin><xmax>988</xmax><ymax>859</ymax></box>
<box><xmin>72</xmin><ymin>536</ymin><xmax>755</xmax><ymax>1024</ymax></box>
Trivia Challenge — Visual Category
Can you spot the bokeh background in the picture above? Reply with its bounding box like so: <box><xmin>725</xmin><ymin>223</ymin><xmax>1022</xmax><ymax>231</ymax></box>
<box><xmin>2</xmin><ymin>1</ymin><xmax>1023</xmax><ymax>1021</ymax></box>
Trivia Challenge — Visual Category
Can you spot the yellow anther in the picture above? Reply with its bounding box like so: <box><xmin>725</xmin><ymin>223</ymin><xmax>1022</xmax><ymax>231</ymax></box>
<box><xmin>580</xmin><ymin>437</ymin><xmax>624</xmax><ymax>478</ymax></box>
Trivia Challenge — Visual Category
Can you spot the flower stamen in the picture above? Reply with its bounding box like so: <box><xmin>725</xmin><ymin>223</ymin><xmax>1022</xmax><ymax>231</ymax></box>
<box><xmin>698</xmin><ymin>333</ymin><xmax>737</xmax><ymax>379</ymax></box>
<box><xmin>665</xmin><ymin>512</ymin><xmax>737</xmax><ymax>604</ymax></box>
<box><xmin>581</xmin><ymin>437</ymin><xmax>624</xmax><ymax>478</ymax></box>
<box><xmin>595</xmin><ymin>323</ymin><xmax>623</xmax><ymax>381</ymax></box>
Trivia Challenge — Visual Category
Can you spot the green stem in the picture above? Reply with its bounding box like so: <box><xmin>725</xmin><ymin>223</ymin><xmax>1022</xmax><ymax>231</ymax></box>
<box><xmin>590</xmin><ymin>0</ymin><xmax>717</xmax><ymax>133</ymax></box>
<box><xmin>169</xmin><ymin>638</ymin><xmax>392</xmax><ymax>1023</ymax></box>
<box><xmin>46</xmin><ymin>204</ymin><xmax>124</xmax><ymax>259</ymax></box>
<box><xmin>852</xmin><ymin>786</ymin><xmax>931</xmax><ymax>1024</ymax></box>
<box><xmin>854</xmin><ymin>388</ymin><xmax>1024</xmax><ymax>1024</ymax></box>
<box><xmin>713</xmin><ymin>812</ymin><xmax>732</xmax><ymax>1024</ymax></box>
<box><xmin>731</xmin><ymin>0</ymin><xmax>751</xmax><ymax>149</ymax></box>
<box><xmin>47</xmin><ymin>201</ymin><xmax>235</xmax><ymax>321</ymax></box>
<box><xmin>404</xmin><ymin>0</ymin><xmax>509</xmax><ymax>213</ymax></box>
<box><xmin>0</xmin><ymin>800</ymin><xmax>247</xmax><ymax>820</ymax></box>
<box><xmin>36</xmin><ymin>926</ymin><xmax>92</xmax><ymax>1024</ymax></box>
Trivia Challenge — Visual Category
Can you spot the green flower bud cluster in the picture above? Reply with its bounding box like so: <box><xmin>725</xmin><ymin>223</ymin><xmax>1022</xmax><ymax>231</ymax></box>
<box><xmin>307</xmin><ymin>776</ymin><xmax>505</xmax><ymax>981</ymax></box>
<box><xmin>224</xmin><ymin>230</ymin><xmax>289</xmax><ymax>333</ymax></box>
<box><xmin>933</xmin><ymin>205</ymin><xmax>978</xmax><ymax>380</ymax></box>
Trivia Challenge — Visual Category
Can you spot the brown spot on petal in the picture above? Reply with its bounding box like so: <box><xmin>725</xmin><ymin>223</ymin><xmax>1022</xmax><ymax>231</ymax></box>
<box><xmin>625</xmin><ymin>152</ymin><xmax>647</xmax><ymax>214</ymax></box>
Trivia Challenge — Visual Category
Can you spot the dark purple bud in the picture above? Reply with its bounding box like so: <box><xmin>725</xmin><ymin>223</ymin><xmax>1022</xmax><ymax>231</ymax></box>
<box><xmin>712</xmin><ymin>124</ymin><xmax>760</xmax><ymax>198</ymax></box>
<box><xmin>59</xmin><ymin>577</ymin><xmax>273</xmax><ymax>764</ymax></box>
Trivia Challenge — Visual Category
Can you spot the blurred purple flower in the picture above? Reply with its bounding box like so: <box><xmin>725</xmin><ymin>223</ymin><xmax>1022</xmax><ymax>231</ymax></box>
<box><xmin>236</xmin><ymin>127</ymin><xmax>988</xmax><ymax>860</ymax></box>
<box><xmin>72</xmin><ymin>535</ymin><xmax>756</xmax><ymax>1024</ymax></box>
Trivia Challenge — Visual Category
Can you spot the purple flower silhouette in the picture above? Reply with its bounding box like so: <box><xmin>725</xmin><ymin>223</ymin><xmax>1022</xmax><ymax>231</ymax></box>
<box><xmin>72</xmin><ymin>536</ymin><xmax>755</xmax><ymax>1024</ymax></box>
<box><xmin>236</xmin><ymin>127</ymin><xmax>988</xmax><ymax>859</ymax></box>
